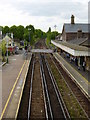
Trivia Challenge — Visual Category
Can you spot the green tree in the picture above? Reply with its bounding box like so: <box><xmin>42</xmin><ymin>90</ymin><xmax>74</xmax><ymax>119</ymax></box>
<box><xmin>23</xmin><ymin>28</ymin><xmax>29</xmax><ymax>42</ymax></box>
<box><xmin>17</xmin><ymin>25</ymin><xmax>24</xmax><ymax>40</ymax></box>
<box><xmin>47</xmin><ymin>27</ymin><xmax>51</xmax><ymax>34</ymax></box>
<box><xmin>0</xmin><ymin>26</ymin><xmax>3</xmax><ymax>31</ymax></box>
<box><xmin>35</xmin><ymin>29</ymin><xmax>43</xmax><ymax>38</ymax></box>
<box><xmin>3</xmin><ymin>26</ymin><xmax>10</xmax><ymax>35</ymax></box>
<box><xmin>46</xmin><ymin>27</ymin><xmax>60</xmax><ymax>47</ymax></box>
<box><xmin>10</xmin><ymin>25</ymin><xmax>17</xmax><ymax>39</ymax></box>
<box><xmin>1</xmin><ymin>40</ymin><xmax>6</xmax><ymax>62</ymax></box>
<box><xmin>51</xmin><ymin>31</ymin><xmax>59</xmax><ymax>40</ymax></box>
<box><xmin>25</xmin><ymin>25</ymin><xmax>35</xmax><ymax>45</ymax></box>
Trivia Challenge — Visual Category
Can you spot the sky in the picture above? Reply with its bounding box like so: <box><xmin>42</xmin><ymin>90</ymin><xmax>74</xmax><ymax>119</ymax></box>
<box><xmin>0</xmin><ymin>0</ymin><xmax>89</xmax><ymax>32</ymax></box>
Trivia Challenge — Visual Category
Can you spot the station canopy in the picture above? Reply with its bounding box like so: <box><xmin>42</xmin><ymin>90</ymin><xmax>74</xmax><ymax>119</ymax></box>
<box><xmin>51</xmin><ymin>40</ymin><xmax>90</xmax><ymax>56</ymax></box>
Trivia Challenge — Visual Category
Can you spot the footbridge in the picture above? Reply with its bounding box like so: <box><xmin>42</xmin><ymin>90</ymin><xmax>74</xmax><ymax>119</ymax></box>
<box><xmin>31</xmin><ymin>49</ymin><xmax>53</xmax><ymax>53</ymax></box>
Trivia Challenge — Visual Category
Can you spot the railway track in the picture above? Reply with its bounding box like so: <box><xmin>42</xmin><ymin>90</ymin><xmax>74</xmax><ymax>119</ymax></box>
<box><xmin>3</xmin><ymin>39</ymin><xmax>90</xmax><ymax>119</ymax></box>
<box><xmin>28</xmin><ymin>54</ymin><xmax>46</xmax><ymax>119</ymax></box>
<box><xmin>47</xmin><ymin>54</ymin><xmax>90</xmax><ymax>119</ymax></box>
<box><xmin>17</xmin><ymin>53</ymin><xmax>69</xmax><ymax>119</ymax></box>
<box><xmin>17</xmin><ymin>51</ymin><xmax>90</xmax><ymax>119</ymax></box>
<box><xmin>40</xmin><ymin>53</ymin><xmax>69</xmax><ymax>119</ymax></box>
<box><xmin>17</xmin><ymin>55</ymin><xmax>34</xmax><ymax>119</ymax></box>
<box><xmin>17</xmin><ymin>54</ymin><xmax>46</xmax><ymax>119</ymax></box>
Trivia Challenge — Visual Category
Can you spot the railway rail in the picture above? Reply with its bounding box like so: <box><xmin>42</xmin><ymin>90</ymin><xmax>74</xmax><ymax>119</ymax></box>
<box><xmin>17</xmin><ymin>55</ymin><xmax>34</xmax><ymax>119</ymax></box>
<box><xmin>17</xmin><ymin>54</ymin><xmax>46</xmax><ymax>119</ymax></box>
<box><xmin>40</xmin><ymin>53</ymin><xmax>70</xmax><ymax>119</ymax></box>
<box><xmin>17</xmin><ymin>53</ymin><xmax>70</xmax><ymax>119</ymax></box>
<box><xmin>17</xmin><ymin>37</ymin><xmax>89</xmax><ymax>119</ymax></box>
<box><xmin>48</xmin><ymin>54</ymin><xmax>90</xmax><ymax>119</ymax></box>
<box><xmin>3</xmin><ymin>39</ymin><xmax>90</xmax><ymax>119</ymax></box>
<box><xmin>28</xmin><ymin>54</ymin><xmax>46</xmax><ymax>119</ymax></box>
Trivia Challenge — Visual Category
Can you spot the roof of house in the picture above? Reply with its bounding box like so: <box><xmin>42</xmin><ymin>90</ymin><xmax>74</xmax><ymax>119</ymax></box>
<box><xmin>64</xmin><ymin>24</ymin><xmax>90</xmax><ymax>33</ymax></box>
<box><xmin>3</xmin><ymin>35</ymin><xmax>13</xmax><ymax>42</ymax></box>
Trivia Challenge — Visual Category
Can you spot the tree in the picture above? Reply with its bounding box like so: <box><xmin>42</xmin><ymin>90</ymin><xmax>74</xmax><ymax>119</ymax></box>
<box><xmin>51</xmin><ymin>31</ymin><xmax>59</xmax><ymax>40</ymax></box>
<box><xmin>35</xmin><ymin>29</ymin><xmax>44</xmax><ymax>38</ymax></box>
<box><xmin>0</xmin><ymin>26</ymin><xmax>3</xmax><ymax>31</ymax></box>
<box><xmin>25</xmin><ymin>25</ymin><xmax>35</xmax><ymax>45</ymax></box>
<box><xmin>1</xmin><ymin>40</ymin><xmax>6</xmax><ymax>62</ymax></box>
<box><xmin>10</xmin><ymin>25</ymin><xmax>17</xmax><ymax>39</ymax></box>
<box><xmin>3</xmin><ymin>26</ymin><xmax>10</xmax><ymax>35</ymax></box>
<box><xmin>16</xmin><ymin>25</ymin><xmax>24</xmax><ymax>40</ymax></box>
<box><xmin>10</xmin><ymin>25</ymin><xmax>25</xmax><ymax>42</ymax></box>
<box><xmin>46</xmin><ymin>28</ymin><xmax>60</xmax><ymax>47</ymax></box>
<box><xmin>26</xmin><ymin>25</ymin><xmax>35</xmax><ymax>33</ymax></box>
<box><xmin>47</xmin><ymin>27</ymin><xmax>51</xmax><ymax>34</ymax></box>
<box><xmin>23</xmin><ymin>28</ymin><xmax>29</xmax><ymax>42</ymax></box>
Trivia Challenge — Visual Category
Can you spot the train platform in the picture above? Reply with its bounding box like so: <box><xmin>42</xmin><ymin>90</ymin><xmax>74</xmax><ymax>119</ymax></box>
<box><xmin>53</xmin><ymin>52</ymin><xmax>90</xmax><ymax>100</ymax></box>
<box><xmin>60</xmin><ymin>53</ymin><xmax>90</xmax><ymax>82</ymax></box>
<box><xmin>0</xmin><ymin>53</ymin><xmax>32</xmax><ymax>119</ymax></box>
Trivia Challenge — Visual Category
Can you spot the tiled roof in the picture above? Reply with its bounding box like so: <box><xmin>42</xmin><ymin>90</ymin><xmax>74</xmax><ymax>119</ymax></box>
<box><xmin>64</xmin><ymin>24</ymin><xmax>90</xmax><ymax>33</ymax></box>
<box><xmin>81</xmin><ymin>39</ymin><xmax>90</xmax><ymax>46</ymax></box>
<box><xmin>2</xmin><ymin>35</ymin><xmax>12</xmax><ymax>41</ymax></box>
<box><xmin>54</xmin><ymin>40</ymin><xmax>90</xmax><ymax>51</ymax></box>
<box><xmin>68</xmin><ymin>38</ymin><xmax>88</xmax><ymax>45</ymax></box>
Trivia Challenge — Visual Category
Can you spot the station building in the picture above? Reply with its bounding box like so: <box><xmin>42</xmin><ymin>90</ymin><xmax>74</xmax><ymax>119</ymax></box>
<box><xmin>51</xmin><ymin>15</ymin><xmax>90</xmax><ymax>71</ymax></box>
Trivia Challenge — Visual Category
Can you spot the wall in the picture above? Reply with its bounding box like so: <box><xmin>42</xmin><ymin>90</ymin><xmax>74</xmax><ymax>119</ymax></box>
<box><xmin>62</xmin><ymin>27</ymin><xmax>66</xmax><ymax>41</ymax></box>
<box><xmin>62</xmin><ymin>30</ymin><xmax>88</xmax><ymax>41</ymax></box>
<box><xmin>66</xmin><ymin>33</ymin><xmax>77</xmax><ymax>41</ymax></box>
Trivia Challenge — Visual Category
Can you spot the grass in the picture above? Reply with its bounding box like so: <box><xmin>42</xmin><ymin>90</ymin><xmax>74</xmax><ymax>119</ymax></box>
<box><xmin>47</xmin><ymin>55</ymin><xmax>87</xmax><ymax>119</ymax></box>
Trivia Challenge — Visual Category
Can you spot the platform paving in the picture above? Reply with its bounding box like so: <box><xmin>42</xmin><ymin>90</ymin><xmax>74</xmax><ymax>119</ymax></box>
<box><xmin>0</xmin><ymin>53</ymin><xmax>32</xmax><ymax>119</ymax></box>
<box><xmin>53</xmin><ymin>52</ymin><xmax>90</xmax><ymax>99</ymax></box>
<box><xmin>60</xmin><ymin>53</ymin><xmax>90</xmax><ymax>82</ymax></box>
<box><xmin>3</xmin><ymin>54</ymin><xmax>32</xmax><ymax>118</ymax></box>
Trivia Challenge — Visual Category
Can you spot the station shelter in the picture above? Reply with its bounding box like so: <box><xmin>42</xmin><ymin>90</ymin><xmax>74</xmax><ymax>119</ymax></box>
<box><xmin>51</xmin><ymin>15</ymin><xmax>90</xmax><ymax>71</ymax></box>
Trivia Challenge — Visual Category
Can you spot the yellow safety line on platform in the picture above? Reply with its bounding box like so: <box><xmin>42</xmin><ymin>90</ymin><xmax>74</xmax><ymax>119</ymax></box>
<box><xmin>15</xmin><ymin>60</ymin><xmax>30</xmax><ymax>119</ymax></box>
<box><xmin>0</xmin><ymin>60</ymin><xmax>26</xmax><ymax>120</ymax></box>
<box><xmin>56</xmin><ymin>53</ymin><xmax>90</xmax><ymax>85</ymax></box>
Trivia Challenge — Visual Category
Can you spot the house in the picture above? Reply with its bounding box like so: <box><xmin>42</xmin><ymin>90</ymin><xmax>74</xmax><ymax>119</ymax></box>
<box><xmin>2</xmin><ymin>35</ymin><xmax>15</xmax><ymax>54</ymax></box>
<box><xmin>51</xmin><ymin>15</ymin><xmax>90</xmax><ymax>71</ymax></box>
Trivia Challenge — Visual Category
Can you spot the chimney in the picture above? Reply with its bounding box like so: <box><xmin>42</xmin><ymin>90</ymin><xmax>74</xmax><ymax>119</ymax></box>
<box><xmin>77</xmin><ymin>29</ymin><xmax>82</xmax><ymax>39</ymax></box>
<box><xmin>71</xmin><ymin>15</ymin><xmax>75</xmax><ymax>24</ymax></box>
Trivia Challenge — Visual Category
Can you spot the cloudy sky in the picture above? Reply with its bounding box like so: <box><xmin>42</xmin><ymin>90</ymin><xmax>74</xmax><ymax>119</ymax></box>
<box><xmin>0</xmin><ymin>0</ymin><xmax>89</xmax><ymax>32</ymax></box>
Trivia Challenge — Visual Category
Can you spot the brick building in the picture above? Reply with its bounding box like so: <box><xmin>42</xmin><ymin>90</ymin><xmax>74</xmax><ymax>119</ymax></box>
<box><xmin>51</xmin><ymin>15</ymin><xmax>90</xmax><ymax>71</ymax></box>
<box><xmin>61</xmin><ymin>15</ymin><xmax>89</xmax><ymax>42</ymax></box>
